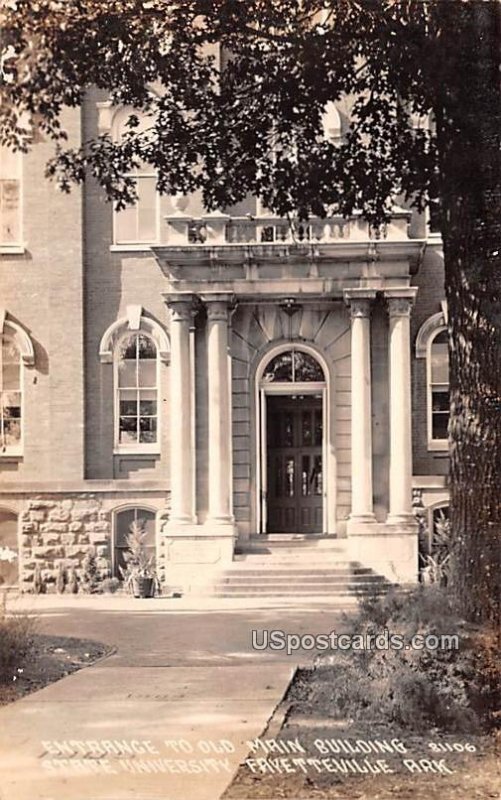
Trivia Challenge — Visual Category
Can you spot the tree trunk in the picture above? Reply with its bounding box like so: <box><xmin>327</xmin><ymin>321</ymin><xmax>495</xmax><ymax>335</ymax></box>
<box><xmin>434</xmin><ymin>1</ymin><xmax>501</xmax><ymax>623</ymax></box>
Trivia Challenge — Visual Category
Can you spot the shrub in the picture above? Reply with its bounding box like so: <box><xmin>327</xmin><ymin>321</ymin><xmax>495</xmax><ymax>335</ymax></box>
<box><xmin>0</xmin><ymin>594</ymin><xmax>37</xmax><ymax>689</ymax></box>
<box><xmin>310</xmin><ymin>586</ymin><xmax>500</xmax><ymax>733</ymax></box>
<box><xmin>100</xmin><ymin>577</ymin><xmax>121</xmax><ymax>594</ymax></box>
<box><xmin>55</xmin><ymin>563</ymin><xmax>67</xmax><ymax>594</ymax></box>
<box><xmin>80</xmin><ymin>549</ymin><xmax>101</xmax><ymax>594</ymax></box>
<box><xmin>32</xmin><ymin>564</ymin><xmax>46</xmax><ymax>594</ymax></box>
<box><xmin>67</xmin><ymin>567</ymin><xmax>79</xmax><ymax>594</ymax></box>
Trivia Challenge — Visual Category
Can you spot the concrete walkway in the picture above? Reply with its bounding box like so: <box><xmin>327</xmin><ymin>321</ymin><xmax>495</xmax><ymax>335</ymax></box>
<box><xmin>0</xmin><ymin>597</ymin><xmax>345</xmax><ymax>800</ymax></box>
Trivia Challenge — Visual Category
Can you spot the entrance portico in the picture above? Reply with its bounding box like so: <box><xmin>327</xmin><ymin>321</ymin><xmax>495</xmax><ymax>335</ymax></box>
<box><xmin>153</xmin><ymin>211</ymin><xmax>422</xmax><ymax>589</ymax></box>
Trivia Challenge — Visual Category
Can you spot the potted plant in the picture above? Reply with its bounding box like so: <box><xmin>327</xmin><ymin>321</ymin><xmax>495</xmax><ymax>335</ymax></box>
<box><xmin>120</xmin><ymin>520</ymin><xmax>158</xmax><ymax>598</ymax></box>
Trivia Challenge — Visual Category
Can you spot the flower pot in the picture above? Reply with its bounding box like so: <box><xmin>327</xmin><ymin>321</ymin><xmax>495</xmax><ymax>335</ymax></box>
<box><xmin>132</xmin><ymin>576</ymin><xmax>155</xmax><ymax>598</ymax></box>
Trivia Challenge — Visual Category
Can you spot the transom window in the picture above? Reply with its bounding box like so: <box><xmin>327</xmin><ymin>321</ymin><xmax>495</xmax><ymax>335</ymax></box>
<box><xmin>429</xmin><ymin>329</ymin><xmax>449</xmax><ymax>445</ymax></box>
<box><xmin>0</xmin><ymin>145</ymin><xmax>22</xmax><ymax>247</ymax></box>
<box><xmin>116</xmin><ymin>333</ymin><xmax>158</xmax><ymax>448</ymax></box>
<box><xmin>0</xmin><ymin>337</ymin><xmax>22</xmax><ymax>453</ymax></box>
<box><xmin>262</xmin><ymin>349</ymin><xmax>325</xmax><ymax>383</ymax></box>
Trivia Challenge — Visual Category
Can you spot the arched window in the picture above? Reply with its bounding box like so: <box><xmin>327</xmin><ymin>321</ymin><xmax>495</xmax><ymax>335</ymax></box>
<box><xmin>261</xmin><ymin>348</ymin><xmax>326</xmax><ymax>384</ymax></box>
<box><xmin>0</xmin><ymin>337</ymin><xmax>22</xmax><ymax>454</ymax></box>
<box><xmin>429</xmin><ymin>329</ymin><xmax>449</xmax><ymax>444</ymax></box>
<box><xmin>415</xmin><ymin>311</ymin><xmax>449</xmax><ymax>451</ymax></box>
<box><xmin>112</xmin><ymin>109</ymin><xmax>159</xmax><ymax>245</ymax></box>
<box><xmin>115</xmin><ymin>332</ymin><xmax>159</xmax><ymax>450</ymax></box>
<box><xmin>114</xmin><ymin>507</ymin><xmax>155</xmax><ymax>579</ymax></box>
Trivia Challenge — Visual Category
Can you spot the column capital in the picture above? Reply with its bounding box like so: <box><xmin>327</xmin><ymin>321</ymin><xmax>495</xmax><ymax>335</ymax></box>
<box><xmin>343</xmin><ymin>288</ymin><xmax>377</xmax><ymax>319</ymax></box>
<box><xmin>200</xmin><ymin>293</ymin><xmax>236</xmax><ymax>321</ymax></box>
<box><xmin>163</xmin><ymin>293</ymin><xmax>199</xmax><ymax>322</ymax></box>
<box><xmin>385</xmin><ymin>287</ymin><xmax>418</xmax><ymax>318</ymax></box>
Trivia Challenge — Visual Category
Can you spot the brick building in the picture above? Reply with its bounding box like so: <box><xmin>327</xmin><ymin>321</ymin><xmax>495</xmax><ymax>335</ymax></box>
<box><xmin>0</xmin><ymin>95</ymin><xmax>449</xmax><ymax>594</ymax></box>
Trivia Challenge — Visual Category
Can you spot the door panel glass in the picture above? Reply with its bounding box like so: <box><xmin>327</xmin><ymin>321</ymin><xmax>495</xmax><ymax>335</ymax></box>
<box><xmin>301</xmin><ymin>455</ymin><xmax>310</xmax><ymax>496</ymax></box>
<box><xmin>286</xmin><ymin>458</ymin><xmax>295</xmax><ymax>497</ymax></box>
<box><xmin>284</xmin><ymin>413</ymin><xmax>294</xmax><ymax>447</ymax></box>
<box><xmin>314</xmin><ymin>410</ymin><xmax>323</xmax><ymax>446</ymax></box>
<box><xmin>302</xmin><ymin>412</ymin><xmax>312</xmax><ymax>445</ymax></box>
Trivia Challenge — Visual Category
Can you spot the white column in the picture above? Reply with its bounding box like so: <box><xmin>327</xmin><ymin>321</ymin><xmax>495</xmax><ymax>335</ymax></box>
<box><xmin>164</xmin><ymin>295</ymin><xmax>196</xmax><ymax>525</ymax></box>
<box><xmin>203</xmin><ymin>294</ymin><xmax>236</xmax><ymax>528</ymax></box>
<box><xmin>344</xmin><ymin>290</ymin><xmax>376</xmax><ymax>530</ymax></box>
<box><xmin>386</xmin><ymin>290</ymin><xmax>417</xmax><ymax>525</ymax></box>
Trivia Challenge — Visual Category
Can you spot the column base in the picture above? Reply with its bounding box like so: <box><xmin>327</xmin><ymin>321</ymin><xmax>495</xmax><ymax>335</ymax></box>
<box><xmin>204</xmin><ymin>516</ymin><xmax>237</xmax><ymax>533</ymax></box>
<box><xmin>159</xmin><ymin>521</ymin><xmax>236</xmax><ymax>596</ymax></box>
<box><xmin>346</xmin><ymin>513</ymin><xmax>376</xmax><ymax>535</ymax></box>
<box><xmin>164</xmin><ymin>515</ymin><xmax>197</xmax><ymax>530</ymax></box>
<box><xmin>347</xmin><ymin>522</ymin><xmax>418</xmax><ymax>584</ymax></box>
<box><xmin>386</xmin><ymin>512</ymin><xmax>418</xmax><ymax>531</ymax></box>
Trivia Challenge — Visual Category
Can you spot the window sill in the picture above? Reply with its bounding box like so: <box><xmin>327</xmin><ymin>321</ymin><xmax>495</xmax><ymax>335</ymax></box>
<box><xmin>1</xmin><ymin>244</ymin><xmax>26</xmax><ymax>255</ymax></box>
<box><xmin>427</xmin><ymin>440</ymin><xmax>449</xmax><ymax>453</ymax></box>
<box><xmin>0</xmin><ymin>452</ymin><xmax>23</xmax><ymax>461</ymax></box>
<box><xmin>114</xmin><ymin>449</ymin><xmax>160</xmax><ymax>457</ymax></box>
<box><xmin>110</xmin><ymin>244</ymin><xmax>158</xmax><ymax>253</ymax></box>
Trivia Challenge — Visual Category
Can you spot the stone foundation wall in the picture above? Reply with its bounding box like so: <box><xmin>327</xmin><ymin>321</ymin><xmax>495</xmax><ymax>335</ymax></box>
<box><xmin>20</xmin><ymin>495</ymin><xmax>112</xmax><ymax>591</ymax></box>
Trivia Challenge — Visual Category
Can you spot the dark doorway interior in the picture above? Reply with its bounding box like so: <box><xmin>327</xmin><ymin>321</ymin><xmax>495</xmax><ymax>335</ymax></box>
<box><xmin>266</xmin><ymin>394</ymin><xmax>323</xmax><ymax>534</ymax></box>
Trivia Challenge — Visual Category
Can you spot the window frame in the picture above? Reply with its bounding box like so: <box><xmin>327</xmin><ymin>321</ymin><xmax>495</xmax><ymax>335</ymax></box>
<box><xmin>0</xmin><ymin>334</ymin><xmax>23</xmax><ymax>457</ymax></box>
<box><xmin>427</xmin><ymin>326</ymin><xmax>449</xmax><ymax>451</ymax></box>
<box><xmin>111</xmin><ymin>109</ymin><xmax>160</xmax><ymax>247</ymax></box>
<box><xmin>112</xmin><ymin>505</ymin><xmax>157</xmax><ymax>579</ymax></box>
<box><xmin>0</xmin><ymin>145</ymin><xmax>24</xmax><ymax>253</ymax></box>
<box><xmin>113</xmin><ymin>330</ymin><xmax>161</xmax><ymax>454</ymax></box>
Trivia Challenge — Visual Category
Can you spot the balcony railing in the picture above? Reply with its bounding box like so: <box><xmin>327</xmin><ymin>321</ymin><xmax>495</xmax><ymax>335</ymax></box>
<box><xmin>164</xmin><ymin>212</ymin><xmax>410</xmax><ymax>247</ymax></box>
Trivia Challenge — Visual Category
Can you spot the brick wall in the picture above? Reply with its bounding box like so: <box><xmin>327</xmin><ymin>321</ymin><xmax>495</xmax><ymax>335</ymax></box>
<box><xmin>0</xmin><ymin>107</ymin><xmax>85</xmax><ymax>483</ymax></box>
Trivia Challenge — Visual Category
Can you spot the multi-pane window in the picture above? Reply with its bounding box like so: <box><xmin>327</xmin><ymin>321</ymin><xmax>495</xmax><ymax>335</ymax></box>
<box><xmin>114</xmin><ymin>171</ymin><xmax>158</xmax><ymax>244</ymax></box>
<box><xmin>116</xmin><ymin>333</ymin><xmax>158</xmax><ymax>448</ymax></box>
<box><xmin>0</xmin><ymin>146</ymin><xmax>21</xmax><ymax>246</ymax></box>
<box><xmin>262</xmin><ymin>349</ymin><xmax>325</xmax><ymax>383</ymax></box>
<box><xmin>113</xmin><ymin>111</ymin><xmax>158</xmax><ymax>245</ymax></box>
<box><xmin>114</xmin><ymin>507</ymin><xmax>155</xmax><ymax>578</ymax></box>
<box><xmin>0</xmin><ymin>338</ymin><xmax>22</xmax><ymax>452</ymax></box>
<box><xmin>429</xmin><ymin>329</ymin><xmax>449</xmax><ymax>443</ymax></box>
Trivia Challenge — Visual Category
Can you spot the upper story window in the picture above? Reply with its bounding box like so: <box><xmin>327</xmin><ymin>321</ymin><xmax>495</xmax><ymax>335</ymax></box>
<box><xmin>112</xmin><ymin>109</ymin><xmax>159</xmax><ymax>246</ymax></box>
<box><xmin>0</xmin><ymin>337</ymin><xmax>22</xmax><ymax>454</ymax></box>
<box><xmin>116</xmin><ymin>332</ymin><xmax>158</xmax><ymax>450</ymax></box>
<box><xmin>429</xmin><ymin>329</ymin><xmax>449</xmax><ymax>444</ymax></box>
<box><xmin>415</xmin><ymin>310</ymin><xmax>449</xmax><ymax>451</ymax></box>
<box><xmin>0</xmin><ymin>145</ymin><xmax>22</xmax><ymax>248</ymax></box>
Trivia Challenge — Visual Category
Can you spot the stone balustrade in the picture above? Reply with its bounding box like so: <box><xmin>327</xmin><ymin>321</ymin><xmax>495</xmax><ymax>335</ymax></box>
<box><xmin>164</xmin><ymin>211</ymin><xmax>411</xmax><ymax>247</ymax></box>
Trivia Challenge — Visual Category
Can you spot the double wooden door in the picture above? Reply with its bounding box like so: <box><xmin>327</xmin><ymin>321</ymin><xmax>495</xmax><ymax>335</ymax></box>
<box><xmin>266</xmin><ymin>394</ymin><xmax>323</xmax><ymax>533</ymax></box>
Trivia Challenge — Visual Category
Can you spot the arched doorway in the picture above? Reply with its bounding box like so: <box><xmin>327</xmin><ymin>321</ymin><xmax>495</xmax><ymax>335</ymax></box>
<box><xmin>0</xmin><ymin>509</ymin><xmax>19</xmax><ymax>588</ymax></box>
<box><xmin>113</xmin><ymin>507</ymin><xmax>156</xmax><ymax>578</ymax></box>
<box><xmin>256</xmin><ymin>346</ymin><xmax>331</xmax><ymax>534</ymax></box>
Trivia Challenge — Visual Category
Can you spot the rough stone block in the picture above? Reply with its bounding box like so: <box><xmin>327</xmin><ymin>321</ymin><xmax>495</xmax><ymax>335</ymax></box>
<box><xmin>88</xmin><ymin>532</ymin><xmax>108</xmax><ymax>545</ymax></box>
<box><xmin>66</xmin><ymin>545</ymin><xmax>89</xmax><ymax>558</ymax></box>
<box><xmin>85</xmin><ymin>522</ymin><xmax>110</xmax><ymax>533</ymax></box>
<box><xmin>40</xmin><ymin>522</ymin><xmax>68</xmax><ymax>533</ymax></box>
<box><xmin>69</xmin><ymin>522</ymin><xmax>83</xmax><ymax>532</ymax></box>
<box><xmin>48</xmin><ymin>508</ymin><xmax>71</xmax><ymax>523</ymax></box>
<box><xmin>22</xmin><ymin>522</ymin><xmax>38</xmax><ymax>533</ymax></box>
<box><xmin>42</xmin><ymin>532</ymin><xmax>63</xmax><ymax>545</ymax></box>
<box><xmin>30</xmin><ymin>510</ymin><xmax>47</xmax><ymax>522</ymax></box>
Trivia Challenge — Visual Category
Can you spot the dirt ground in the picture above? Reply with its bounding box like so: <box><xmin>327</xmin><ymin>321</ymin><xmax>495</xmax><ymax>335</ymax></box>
<box><xmin>224</xmin><ymin>724</ymin><xmax>500</xmax><ymax>799</ymax></box>
<box><xmin>0</xmin><ymin>634</ymin><xmax>113</xmax><ymax>705</ymax></box>
<box><xmin>225</xmin><ymin>668</ymin><xmax>501</xmax><ymax>800</ymax></box>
